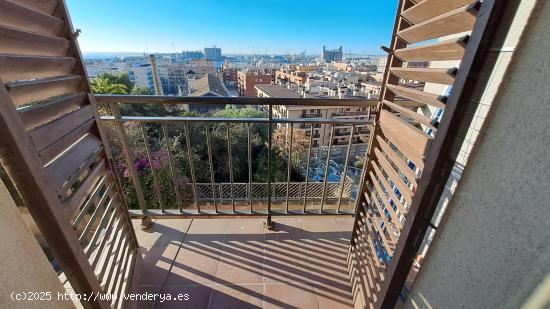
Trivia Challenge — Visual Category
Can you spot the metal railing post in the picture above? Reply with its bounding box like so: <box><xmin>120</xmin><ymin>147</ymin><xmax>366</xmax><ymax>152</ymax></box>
<box><xmin>205</xmin><ymin>125</ymin><xmax>217</xmax><ymax>212</ymax></box>
<box><xmin>285</xmin><ymin>123</ymin><xmax>293</xmax><ymax>212</ymax></box>
<box><xmin>320</xmin><ymin>125</ymin><xmax>335</xmax><ymax>212</ymax></box>
<box><xmin>303</xmin><ymin>124</ymin><xmax>314</xmax><ymax>212</ymax></box>
<box><xmin>140</xmin><ymin>123</ymin><xmax>163</xmax><ymax>211</ymax></box>
<box><xmin>267</xmin><ymin>104</ymin><xmax>273</xmax><ymax>213</ymax></box>
<box><xmin>110</xmin><ymin>102</ymin><xmax>148</xmax><ymax>215</ymax></box>
<box><xmin>337</xmin><ymin>125</ymin><xmax>355</xmax><ymax>212</ymax></box>
<box><xmin>248</xmin><ymin>123</ymin><xmax>253</xmax><ymax>211</ymax></box>
<box><xmin>183</xmin><ymin>123</ymin><xmax>200</xmax><ymax>212</ymax></box>
<box><xmin>226</xmin><ymin>122</ymin><xmax>235</xmax><ymax>212</ymax></box>
<box><xmin>162</xmin><ymin>124</ymin><xmax>183</xmax><ymax>211</ymax></box>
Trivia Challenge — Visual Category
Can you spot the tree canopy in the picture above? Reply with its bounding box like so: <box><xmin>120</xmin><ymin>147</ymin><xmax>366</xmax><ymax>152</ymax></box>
<box><xmin>131</xmin><ymin>86</ymin><xmax>154</xmax><ymax>95</ymax></box>
<box><xmin>91</xmin><ymin>76</ymin><xmax>128</xmax><ymax>94</ymax></box>
<box><xmin>99</xmin><ymin>72</ymin><xmax>133</xmax><ymax>92</ymax></box>
<box><xmin>212</xmin><ymin>107</ymin><xmax>267</xmax><ymax>118</ymax></box>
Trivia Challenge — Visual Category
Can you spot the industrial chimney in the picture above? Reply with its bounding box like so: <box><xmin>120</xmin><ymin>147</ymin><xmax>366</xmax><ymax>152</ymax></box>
<box><xmin>149</xmin><ymin>54</ymin><xmax>164</xmax><ymax>96</ymax></box>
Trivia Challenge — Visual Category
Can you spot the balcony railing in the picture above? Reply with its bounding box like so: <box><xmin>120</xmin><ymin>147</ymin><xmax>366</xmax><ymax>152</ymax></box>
<box><xmin>332</xmin><ymin>111</ymin><xmax>371</xmax><ymax>117</ymax></box>
<box><xmin>95</xmin><ymin>95</ymin><xmax>376</xmax><ymax>216</ymax></box>
<box><xmin>302</xmin><ymin>113</ymin><xmax>323</xmax><ymax>118</ymax></box>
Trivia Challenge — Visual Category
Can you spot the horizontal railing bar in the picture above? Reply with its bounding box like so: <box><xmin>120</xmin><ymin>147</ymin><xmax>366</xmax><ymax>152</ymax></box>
<box><xmin>100</xmin><ymin>115</ymin><xmax>373</xmax><ymax>125</ymax></box>
<box><xmin>101</xmin><ymin>116</ymin><xmax>268</xmax><ymax>123</ymax></box>
<box><xmin>274</xmin><ymin>118</ymin><xmax>373</xmax><ymax>124</ymax></box>
<box><xmin>128</xmin><ymin>209</ymin><xmax>356</xmax><ymax>218</ymax></box>
<box><xmin>94</xmin><ymin>94</ymin><xmax>378</xmax><ymax>107</ymax></box>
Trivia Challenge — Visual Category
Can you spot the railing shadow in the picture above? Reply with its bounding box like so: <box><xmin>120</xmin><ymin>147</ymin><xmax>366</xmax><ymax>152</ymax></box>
<box><xmin>129</xmin><ymin>218</ymin><xmax>354</xmax><ymax>308</ymax></box>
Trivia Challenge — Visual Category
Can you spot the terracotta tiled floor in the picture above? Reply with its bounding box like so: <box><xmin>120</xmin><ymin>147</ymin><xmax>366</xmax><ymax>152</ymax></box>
<box><xmin>128</xmin><ymin>216</ymin><xmax>354</xmax><ymax>309</ymax></box>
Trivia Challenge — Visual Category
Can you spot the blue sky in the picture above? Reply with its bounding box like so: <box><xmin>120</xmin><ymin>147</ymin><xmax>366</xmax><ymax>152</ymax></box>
<box><xmin>66</xmin><ymin>0</ymin><xmax>398</xmax><ymax>55</ymax></box>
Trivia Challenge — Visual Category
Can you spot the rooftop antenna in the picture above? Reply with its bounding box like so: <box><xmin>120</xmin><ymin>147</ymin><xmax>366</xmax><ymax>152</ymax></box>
<box><xmin>144</xmin><ymin>45</ymin><xmax>150</xmax><ymax>58</ymax></box>
<box><xmin>171</xmin><ymin>41</ymin><xmax>178</xmax><ymax>60</ymax></box>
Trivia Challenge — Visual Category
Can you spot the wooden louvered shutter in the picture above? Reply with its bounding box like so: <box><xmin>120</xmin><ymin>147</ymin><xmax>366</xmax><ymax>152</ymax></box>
<box><xmin>0</xmin><ymin>1</ymin><xmax>137</xmax><ymax>308</ymax></box>
<box><xmin>348</xmin><ymin>0</ymin><xmax>516</xmax><ymax>308</ymax></box>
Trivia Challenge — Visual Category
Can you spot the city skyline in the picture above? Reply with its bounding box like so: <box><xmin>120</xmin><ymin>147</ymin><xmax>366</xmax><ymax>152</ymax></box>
<box><xmin>66</xmin><ymin>0</ymin><xmax>398</xmax><ymax>55</ymax></box>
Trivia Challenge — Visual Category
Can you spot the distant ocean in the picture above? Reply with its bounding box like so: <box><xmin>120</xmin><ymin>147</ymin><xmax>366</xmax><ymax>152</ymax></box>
<box><xmin>83</xmin><ymin>52</ymin><xmax>145</xmax><ymax>60</ymax></box>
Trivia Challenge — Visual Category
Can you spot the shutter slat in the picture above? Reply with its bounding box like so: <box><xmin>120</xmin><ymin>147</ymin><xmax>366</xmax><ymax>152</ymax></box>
<box><xmin>390</xmin><ymin>67</ymin><xmax>456</xmax><ymax>84</ymax></box>
<box><xmin>0</xmin><ymin>54</ymin><xmax>75</xmax><ymax>82</ymax></box>
<box><xmin>0</xmin><ymin>0</ymin><xmax>63</xmax><ymax>36</ymax></box>
<box><xmin>386</xmin><ymin>84</ymin><xmax>446</xmax><ymax>109</ymax></box>
<box><xmin>394</xmin><ymin>36</ymin><xmax>468</xmax><ymax>62</ymax></box>
<box><xmin>402</xmin><ymin>0</ymin><xmax>476</xmax><ymax>24</ymax></box>
<box><xmin>6</xmin><ymin>75</ymin><xmax>81</xmax><ymax>107</ymax></box>
<box><xmin>7</xmin><ymin>0</ymin><xmax>59</xmax><ymax>15</ymax></box>
<box><xmin>0</xmin><ymin>25</ymin><xmax>69</xmax><ymax>56</ymax></box>
<box><xmin>18</xmin><ymin>92</ymin><xmax>87</xmax><ymax>130</ymax></box>
<box><xmin>398</xmin><ymin>4</ymin><xmax>478</xmax><ymax>44</ymax></box>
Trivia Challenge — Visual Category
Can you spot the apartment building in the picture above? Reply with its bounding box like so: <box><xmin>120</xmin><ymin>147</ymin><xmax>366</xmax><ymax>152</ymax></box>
<box><xmin>85</xmin><ymin>60</ymin><xmax>130</xmax><ymax>78</ymax></box>
<box><xmin>128</xmin><ymin>63</ymin><xmax>154</xmax><ymax>90</ymax></box>
<box><xmin>376</xmin><ymin>56</ymin><xmax>387</xmax><ymax>73</ymax></box>
<box><xmin>255</xmin><ymin>84</ymin><xmax>373</xmax><ymax>160</ymax></box>
<box><xmin>185</xmin><ymin>58</ymin><xmax>216</xmax><ymax>74</ymax></box>
<box><xmin>221</xmin><ymin>65</ymin><xmax>238</xmax><ymax>86</ymax></box>
<box><xmin>180</xmin><ymin>50</ymin><xmax>204</xmax><ymax>60</ymax></box>
<box><xmin>331</xmin><ymin>61</ymin><xmax>354</xmax><ymax>72</ymax></box>
<box><xmin>203</xmin><ymin>46</ymin><xmax>222</xmax><ymax>61</ymax></box>
<box><xmin>357</xmin><ymin>81</ymin><xmax>382</xmax><ymax>97</ymax></box>
<box><xmin>275</xmin><ymin>68</ymin><xmax>308</xmax><ymax>86</ymax></box>
<box><xmin>237</xmin><ymin>68</ymin><xmax>273</xmax><ymax>96</ymax></box>
<box><xmin>322</xmin><ymin>45</ymin><xmax>343</xmax><ymax>62</ymax></box>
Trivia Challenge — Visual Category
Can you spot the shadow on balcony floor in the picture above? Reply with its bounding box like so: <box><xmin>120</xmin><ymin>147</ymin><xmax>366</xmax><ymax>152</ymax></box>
<box><xmin>127</xmin><ymin>216</ymin><xmax>354</xmax><ymax>309</ymax></box>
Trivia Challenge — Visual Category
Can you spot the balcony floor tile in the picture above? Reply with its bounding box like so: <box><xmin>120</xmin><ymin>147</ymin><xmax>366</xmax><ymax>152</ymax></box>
<box><xmin>165</xmin><ymin>241</ymin><xmax>221</xmax><ymax>286</ymax></box>
<box><xmin>133</xmin><ymin>219</ymin><xmax>192</xmax><ymax>246</ymax></box>
<box><xmin>138</xmin><ymin>244</ymin><xmax>180</xmax><ymax>286</ymax></box>
<box><xmin>209</xmin><ymin>284</ymin><xmax>263</xmax><ymax>309</ymax></box>
<box><xmin>263</xmin><ymin>282</ymin><xmax>318</xmax><ymax>309</ymax></box>
<box><xmin>129</xmin><ymin>216</ymin><xmax>354</xmax><ymax>308</ymax></box>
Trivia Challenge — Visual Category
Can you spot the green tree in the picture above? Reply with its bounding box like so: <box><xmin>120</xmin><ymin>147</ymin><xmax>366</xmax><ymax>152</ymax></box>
<box><xmin>103</xmin><ymin>105</ymin><xmax>305</xmax><ymax>209</ymax></box>
<box><xmin>131</xmin><ymin>86</ymin><xmax>153</xmax><ymax>95</ymax></box>
<box><xmin>99</xmin><ymin>72</ymin><xmax>133</xmax><ymax>92</ymax></box>
<box><xmin>177</xmin><ymin>110</ymin><xmax>199</xmax><ymax>117</ymax></box>
<box><xmin>213</xmin><ymin>107</ymin><xmax>267</xmax><ymax>118</ymax></box>
<box><xmin>91</xmin><ymin>76</ymin><xmax>128</xmax><ymax>94</ymax></box>
<box><xmin>253</xmin><ymin>148</ymin><xmax>289</xmax><ymax>182</ymax></box>
<box><xmin>272</xmin><ymin>127</ymin><xmax>310</xmax><ymax>169</ymax></box>
<box><xmin>119</xmin><ymin>103</ymin><xmax>171</xmax><ymax>117</ymax></box>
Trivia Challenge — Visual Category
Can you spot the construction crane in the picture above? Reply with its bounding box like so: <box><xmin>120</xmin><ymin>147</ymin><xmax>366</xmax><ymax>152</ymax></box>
<box><xmin>171</xmin><ymin>41</ymin><xmax>178</xmax><ymax>62</ymax></box>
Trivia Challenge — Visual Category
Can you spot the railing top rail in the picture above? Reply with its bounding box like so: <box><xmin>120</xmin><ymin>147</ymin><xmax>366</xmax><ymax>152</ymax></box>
<box><xmin>100</xmin><ymin>115</ymin><xmax>374</xmax><ymax>124</ymax></box>
<box><xmin>95</xmin><ymin>94</ymin><xmax>379</xmax><ymax>107</ymax></box>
